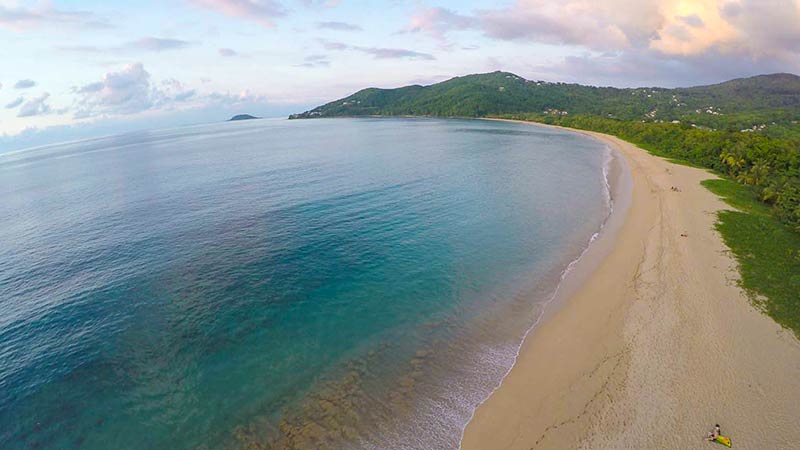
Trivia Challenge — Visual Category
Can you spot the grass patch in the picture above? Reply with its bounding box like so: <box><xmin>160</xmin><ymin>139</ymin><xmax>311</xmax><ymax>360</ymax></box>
<box><xmin>702</xmin><ymin>178</ymin><xmax>800</xmax><ymax>337</ymax></box>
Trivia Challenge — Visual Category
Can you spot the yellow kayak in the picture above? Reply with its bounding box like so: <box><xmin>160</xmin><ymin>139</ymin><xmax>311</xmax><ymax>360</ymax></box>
<box><xmin>715</xmin><ymin>435</ymin><xmax>732</xmax><ymax>447</ymax></box>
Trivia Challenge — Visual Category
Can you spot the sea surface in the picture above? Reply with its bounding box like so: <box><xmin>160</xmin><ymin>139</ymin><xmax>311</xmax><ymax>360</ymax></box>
<box><xmin>0</xmin><ymin>118</ymin><xmax>612</xmax><ymax>449</ymax></box>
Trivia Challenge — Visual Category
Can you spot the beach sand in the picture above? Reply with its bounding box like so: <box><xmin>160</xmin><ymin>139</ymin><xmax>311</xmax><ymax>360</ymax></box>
<box><xmin>461</xmin><ymin>123</ymin><xmax>800</xmax><ymax>450</ymax></box>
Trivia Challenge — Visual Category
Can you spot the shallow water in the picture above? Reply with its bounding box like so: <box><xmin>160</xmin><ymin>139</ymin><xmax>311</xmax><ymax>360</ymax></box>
<box><xmin>0</xmin><ymin>118</ymin><xmax>610</xmax><ymax>449</ymax></box>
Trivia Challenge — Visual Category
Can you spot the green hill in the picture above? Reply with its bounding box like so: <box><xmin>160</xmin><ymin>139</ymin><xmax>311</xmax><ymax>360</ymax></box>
<box><xmin>290</xmin><ymin>71</ymin><xmax>800</xmax><ymax>134</ymax></box>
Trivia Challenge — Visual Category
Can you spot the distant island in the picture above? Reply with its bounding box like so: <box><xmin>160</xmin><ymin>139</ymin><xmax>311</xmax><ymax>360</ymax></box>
<box><xmin>228</xmin><ymin>114</ymin><xmax>260</xmax><ymax>121</ymax></box>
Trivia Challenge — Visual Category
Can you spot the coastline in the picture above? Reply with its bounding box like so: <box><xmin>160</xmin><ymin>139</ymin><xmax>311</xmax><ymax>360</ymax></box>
<box><xmin>461</xmin><ymin>120</ymin><xmax>800</xmax><ymax>449</ymax></box>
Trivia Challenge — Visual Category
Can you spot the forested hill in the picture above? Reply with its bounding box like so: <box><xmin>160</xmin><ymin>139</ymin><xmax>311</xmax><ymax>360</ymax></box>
<box><xmin>290</xmin><ymin>71</ymin><xmax>800</xmax><ymax>135</ymax></box>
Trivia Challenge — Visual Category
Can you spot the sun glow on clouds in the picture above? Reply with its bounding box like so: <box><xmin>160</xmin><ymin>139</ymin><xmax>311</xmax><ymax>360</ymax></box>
<box><xmin>413</xmin><ymin>0</ymin><xmax>800</xmax><ymax>60</ymax></box>
<box><xmin>403</xmin><ymin>0</ymin><xmax>800</xmax><ymax>85</ymax></box>
<box><xmin>650</xmin><ymin>1</ymin><xmax>738</xmax><ymax>56</ymax></box>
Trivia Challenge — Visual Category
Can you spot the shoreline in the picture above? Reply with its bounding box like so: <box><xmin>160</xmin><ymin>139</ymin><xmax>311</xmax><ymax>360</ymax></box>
<box><xmin>461</xmin><ymin>120</ymin><xmax>800</xmax><ymax>449</ymax></box>
<box><xmin>455</xmin><ymin>120</ymin><xmax>633</xmax><ymax>448</ymax></box>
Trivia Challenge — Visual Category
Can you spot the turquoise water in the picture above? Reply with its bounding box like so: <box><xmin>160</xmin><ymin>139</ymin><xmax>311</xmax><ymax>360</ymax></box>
<box><xmin>0</xmin><ymin>118</ymin><xmax>611</xmax><ymax>449</ymax></box>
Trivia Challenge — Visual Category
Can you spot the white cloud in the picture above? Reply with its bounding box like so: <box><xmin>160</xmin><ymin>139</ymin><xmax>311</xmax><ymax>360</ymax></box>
<box><xmin>5</xmin><ymin>96</ymin><xmax>24</xmax><ymax>109</ymax></box>
<box><xmin>317</xmin><ymin>40</ymin><xmax>435</xmax><ymax>60</ymax></box>
<box><xmin>474</xmin><ymin>0</ymin><xmax>800</xmax><ymax>60</ymax></box>
<box><xmin>206</xmin><ymin>90</ymin><xmax>269</xmax><ymax>106</ymax></box>
<box><xmin>317</xmin><ymin>21</ymin><xmax>361</xmax><ymax>31</ymax></box>
<box><xmin>73</xmin><ymin>63</ymin><xmax>195</xmax><ymax>118</ymax></box>
<box><xmin>301</xmin><ymin>0</ymin><xmax>342</xmax><ymax>7</ymax></box>
<box><xmin>0</xmin><ymin>4</ymin><xmax>112</xmax><ymax>31</ymax></box>
<box><xmin>296</xmin><ymin>54</ymin><xmax>330</xmax><ymax>67</ymax></box>
<box><xmin>58</xmin><ymin>37</ymin><xmax>196</xmax><ymax>54</ymax></box>
<box><xmin>404</xmin><ymin>7</ymin><xmax>477</xmax><ymax>42</ymax></box>
<box><xmin>70</xmin><ymin>63</ymin><xmax>276</xmax><ymax>121</ymax></box>
<box><xmin>187</xmin><ymin>0</ymin><xmax>287</xmax><ymax>27</ymax></box>
<box><xmin>405</xmin><ymin>0</ymin><xmax>800</xmax><ymax>84</ymax></box>
<box><xmin>18</xmin><ymin>93</ymin><xmax>51</xmax><ymax>117</ymax></box>
<box><xmin>124</xmin><ymin>37</ymin><xmax>194</xmax><ymax>52</ymax></box>
<box><xmin>356</xmin><ymin>47</ymin><xmax>434</xmax><ymax>60</ymax></box>
<box><xmin>14</xmin><ymin>79</ymin><xmax>36</xmax><ymax>89</ymax></box>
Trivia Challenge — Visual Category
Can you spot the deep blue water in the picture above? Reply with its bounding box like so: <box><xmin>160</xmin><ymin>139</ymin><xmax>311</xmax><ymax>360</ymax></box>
<box><xmin>0</xmin><ymin>118</ymin><xmax>611</xmax><ymax>449</ymax></box>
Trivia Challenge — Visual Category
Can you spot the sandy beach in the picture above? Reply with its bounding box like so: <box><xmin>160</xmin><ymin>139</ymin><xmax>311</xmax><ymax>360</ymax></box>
<box><xmin>462</xmin><ymin>123</ymin><xmax>800</xmax><ymax>449</ymax></box>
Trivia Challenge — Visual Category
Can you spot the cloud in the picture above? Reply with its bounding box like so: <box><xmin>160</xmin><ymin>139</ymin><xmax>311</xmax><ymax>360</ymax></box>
<box><xmin>73</xmin><ymin>63</ymin><xmax>195</xmax><ymax>118</ymax></box>
<box><xmin>187</xmin><ymin>0</ymin><xmax>287</xmax><ymax>27</ymax></box>
<box><xmin>403</xmin><ymin>4</ymin><xmax>634</xmax><ymax>50</ymax></box>
<box><xmin>219</xmin><ymin>47</ymin><xmax>238</xmax><ymax>56</ymax></box>
<box><xmin>404</xmin><ymin>7</ymin><xmax>477</xmax><ymax>41</ymax></box>
<box><xmin>5</xmin><ymin>97</ymin><xmax>24</xmax><ymax>109</ymax></box>
<box><xmin>476</xmin><ymin>1</ymin><xmax>800</xmax><ymax>61</ymax></box>
<box><xmin>531</xmin><ymin>46</ymin><xmax>797</xmax><ymax>88</ymax></box>
<box><xmin>58</xmin><ymin>37</ymin><xmax>195</xmax><ymax>54</ymax></box>
<box><xmin>356</xmin><ymin>47</ymin><xmax>435</xmax><ymax>60</ymax></box>
<box><xmin>206</xmin><ymin>90</ymin><xmax>269</xmax><ymax>106</ymax></box>
<box><xmin>406</xmin><ymin>1</ymin><xmax>800</xmax><ymax>59</ymax></box>
<box><xmin>714</xmin><ymin>0</ymin><xmax>800</xmax><ymax>61</ymax></box>
<box><xmin>318</xmin><ymin>40</ymin><xmax>435</xmax><ymax>60</ymax></box>
<box><xmin>0</xmin><ymin>4</ymin><xmax>112</xmax><ymax>31</ymax></box>
<box><xmin>318</xmin><ymin>39</ymin><xmax>349</xmax><ymax>50</ymax></box>
<box><xmin>57</xmin><ymin>45</ymin><xmax>104</xmax><ymax>53</ymax></box>
<box><xmin>317</xmin><ymin>21</ymin><xmax>361</xmax><ymax>31</ymax></box>
<box><xmin>300</xmin><ymin>0</ymin><xmax>342</xmax><ymax>6</ymax></box>
<box><xmin>14</xmin><ymin>79</ymin><xmax>36</xmax><ymax>89</ymax></box>
<box><xmin>678</xmin><ymin>14</ymin><xmax>705</xmax><ymax>28</ymax></box>
<box><xmin>296</xmin><ymin>54</ymin><xmax>330</xmax><ymax>67</ymax></box>
<box><xmin>477</xmin><ymin>2</ymin><xmax>635</xmax><ymax>51</ymax></box>
<box><xmin>69</xmin><ymin>63</ymin><xmax>273</xmax><ymax>121</ymax></box>
<box><xmin>17</xmin><ymin>93</ymin><xmax>51</xmax><ymax>117</ymax></box>
<box><xmin>124</xmin><ymin>37</ymin><xmax>194</xmax><ymax>51</ymax></box>
<box><xmin>160</xmin><ymin>79</ymin><xmax>197</xmax><ymax>102</ymax></box>
<box><xmin>405</xmin><ymin>1</ymin><xmax>800</xmax><ymax>84</ymax></box>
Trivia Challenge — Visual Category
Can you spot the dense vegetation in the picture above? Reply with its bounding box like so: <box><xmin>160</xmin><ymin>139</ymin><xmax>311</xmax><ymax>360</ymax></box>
<box><xmin>291</xmin><ymin>71</ymin><xmax>800</xmax><ymax>139</ymax></box>
<box><xmin>701</xmin><ymin>178</ymin><xmax>800</xmax><ymax>335</ymax></box>
<box><xmin>291</xmin><ymin>71</ymin><xmax>800</xmax><ymax>336</ymax></box>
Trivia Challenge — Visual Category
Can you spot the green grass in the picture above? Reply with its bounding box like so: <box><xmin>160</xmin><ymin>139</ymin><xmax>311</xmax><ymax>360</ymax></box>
<box><xmin>702</xmin><ymin>178</ymin><xmax>800</xmax><ymax>337</ymax></box>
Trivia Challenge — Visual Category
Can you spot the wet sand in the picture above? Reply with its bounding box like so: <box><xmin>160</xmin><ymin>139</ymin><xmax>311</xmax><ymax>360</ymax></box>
<box><xmin>462</xmin><ymin>122</ymin><xmax>800</xmax><ymax>449</ymax></box>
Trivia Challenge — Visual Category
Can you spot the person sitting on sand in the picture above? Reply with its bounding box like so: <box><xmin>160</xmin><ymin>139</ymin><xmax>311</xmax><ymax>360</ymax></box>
<box><xmin>705</xmin><ymin>424</ymin><xmax>721</xmax><ymax>441</ymax></box>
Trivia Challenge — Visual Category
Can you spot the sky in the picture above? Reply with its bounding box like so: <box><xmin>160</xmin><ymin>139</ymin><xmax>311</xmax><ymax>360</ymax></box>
<box><xmin>1</xmin><ymin>0</ymin><xmax>799</xmax><ymax>151</ymax></box>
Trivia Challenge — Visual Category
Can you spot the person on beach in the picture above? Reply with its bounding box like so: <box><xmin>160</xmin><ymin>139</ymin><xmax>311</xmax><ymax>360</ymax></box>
<box><xmin>705</xmin><ymin>424</ymin><xmax>721</xmax><ymax>441</ymax></box>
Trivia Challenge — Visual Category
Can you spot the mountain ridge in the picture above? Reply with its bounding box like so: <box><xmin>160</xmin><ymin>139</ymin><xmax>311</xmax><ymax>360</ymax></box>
<box><xmin>289</xmin><ymin>71</ymin><xmax>800</xmax><ymax>132</ymax></box>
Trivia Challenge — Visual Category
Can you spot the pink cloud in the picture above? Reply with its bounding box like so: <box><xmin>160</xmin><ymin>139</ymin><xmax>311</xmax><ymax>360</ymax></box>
<box><xmin>405</xmin><ymin>0</ymin><xmax>800</xmax><ymax>61</ymax></box>
<box><xmin>188</xmin><ymin>0</ymin><xmax>286</xmax><ymax>27</ymax></box>
<box><xmin>404</xmin><ymin>0</ymin><xmax>800</xmax><ymax>83</ymax></box>
<box><xmin>405</xmin><ymin>7</ymin><xmax>477</xmax><ymax>42</ymax></box>
<box><xmin>0</xmin><ymin>4</ymin><xmax>112</xmax><ymax>31</ymax></box>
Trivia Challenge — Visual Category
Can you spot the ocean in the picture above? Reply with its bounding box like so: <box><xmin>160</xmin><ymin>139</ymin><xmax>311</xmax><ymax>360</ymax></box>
<box><xmin>0</xmin><ymin>117</ymin><xmax>612</xmax><ymax>449</ymax></box>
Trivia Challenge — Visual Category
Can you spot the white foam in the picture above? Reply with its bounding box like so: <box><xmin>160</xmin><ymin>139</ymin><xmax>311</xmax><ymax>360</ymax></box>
<box><xmin>456</xmin><ymin>143</ymin><xmax>620</xmax><ymax>449</ymax></box>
